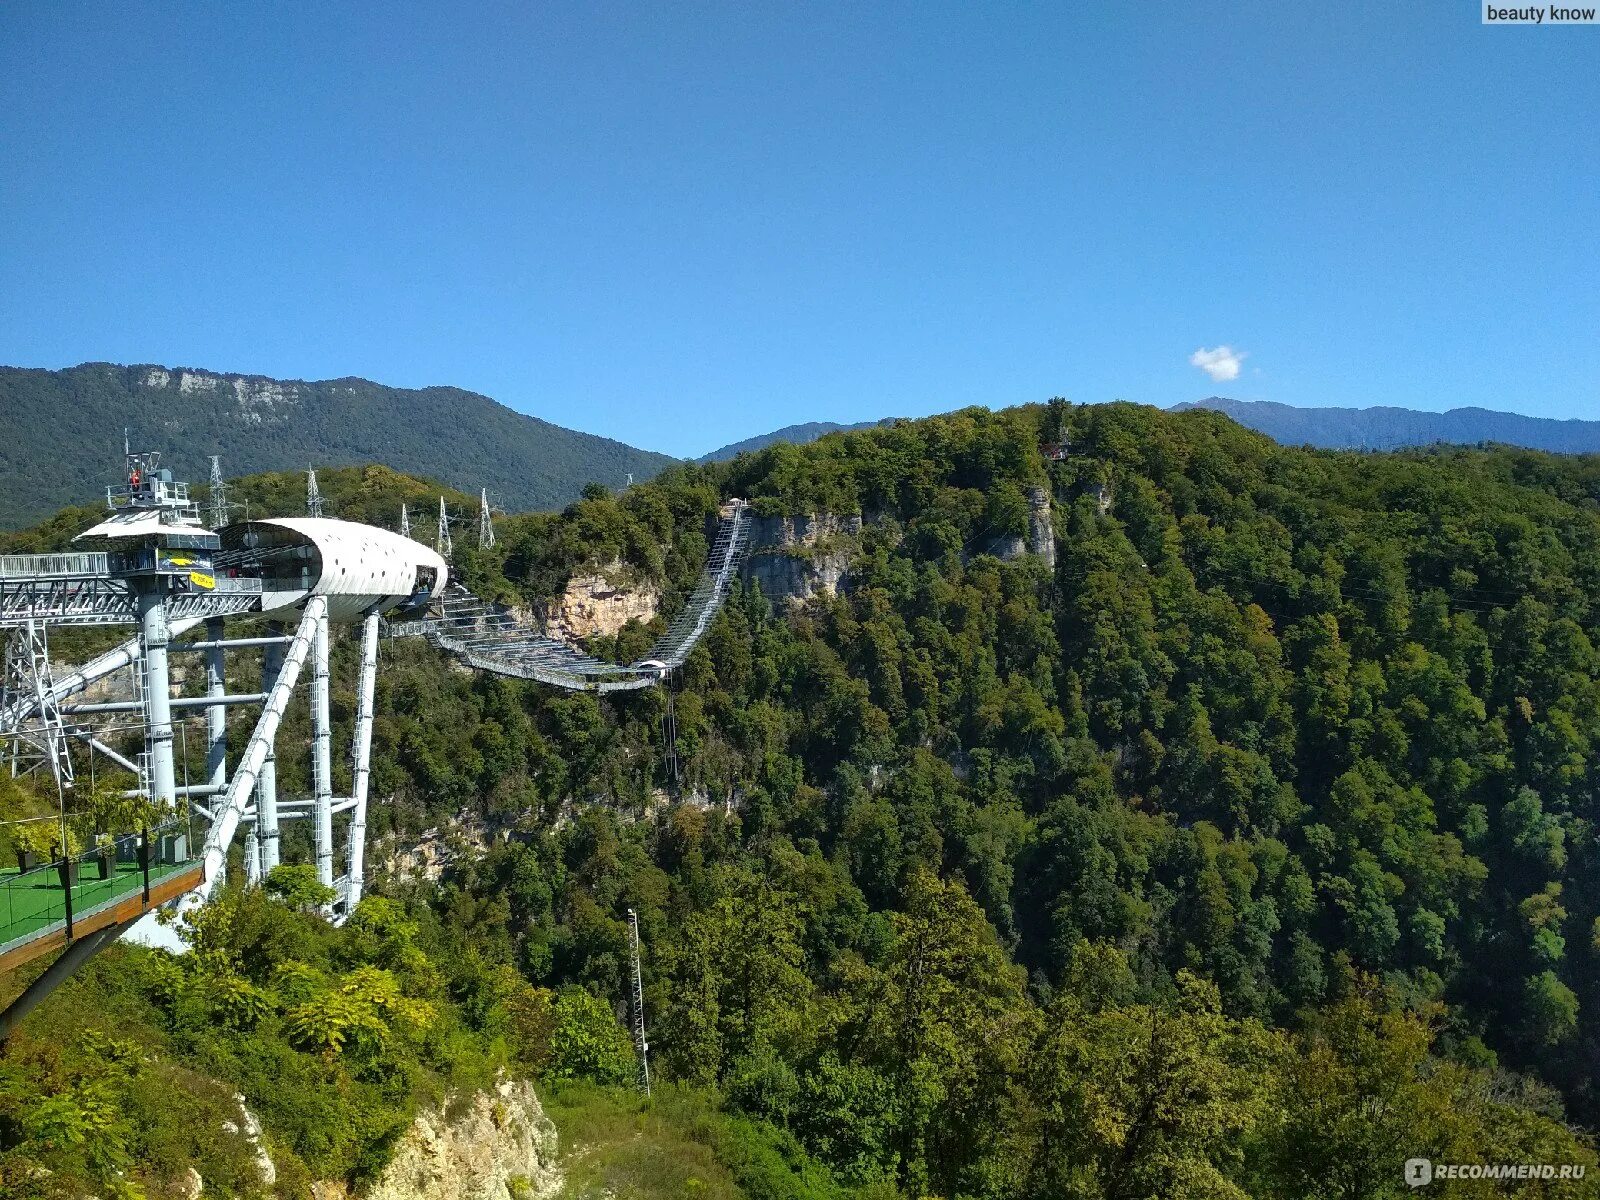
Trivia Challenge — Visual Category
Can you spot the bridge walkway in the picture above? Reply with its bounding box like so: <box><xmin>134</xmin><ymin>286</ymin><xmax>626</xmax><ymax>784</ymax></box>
<box><xmin>391</xmin><ymin>499</ymin><xmax>751</xmax><ymax>690</ymax></box>
<box><xmin>0</xmin><ymin>828</ymin><xmax>202</xmax><ymax>975</ymax></box>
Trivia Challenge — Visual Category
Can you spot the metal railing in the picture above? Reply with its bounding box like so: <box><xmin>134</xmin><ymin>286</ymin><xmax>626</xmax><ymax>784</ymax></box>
<box><xmin>0</xmin><ymin>552</ymin><xmax>111</xmax><ymax>580</ymax></box>
<box><xmin>0</xmin><ymin>823</ymin><xmax>198</xmax><ymax>958</ymax></box>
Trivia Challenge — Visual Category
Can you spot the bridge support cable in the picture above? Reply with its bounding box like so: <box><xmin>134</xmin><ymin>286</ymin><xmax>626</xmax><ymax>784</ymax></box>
<box><xmin>189</xmin><ymin>598</ymin><xmax>324</xmax><ymax>908</ymax></box>
<box><xmin>663</xmin><ymin>681</ymin><xmax>680</xmax><ymax>787</ymax></box>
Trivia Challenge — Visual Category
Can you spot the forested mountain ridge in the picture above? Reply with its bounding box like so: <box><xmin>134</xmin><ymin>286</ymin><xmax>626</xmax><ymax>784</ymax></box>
<box><xmin>696</xmin><ymin>418</ymin><xmax>891</xmax><ymax>463</ymax></box>
<box><xmin>8</xmin><ymin>401</ymin><xmax>1600</xmax><ymax>1197</ymax></box>
<box><xmin>1178</xmin><ymin>394</ymin><xmax>1600</xmax><ymax>454</ymax></box>
<box><xmin>0</xmin><ymin>362</ymin><xmax>678</xmax><ymax>529</ymax></box>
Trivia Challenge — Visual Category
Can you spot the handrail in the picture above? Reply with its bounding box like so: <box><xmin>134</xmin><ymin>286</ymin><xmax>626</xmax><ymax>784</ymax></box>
<box><xmin>0</xmin><ymin>552</ymin><xmax>110</xmax><ymax>579</ymax></box>
<box><xmin>0</xmin><ymin>821</ymin><xmax>197</xmax><ymax>959</ymax></box>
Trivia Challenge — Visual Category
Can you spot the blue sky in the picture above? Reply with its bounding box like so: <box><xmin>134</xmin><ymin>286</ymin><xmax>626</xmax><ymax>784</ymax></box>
<box><xmin>2</xmin><ymin>2</ymin><xmax>1595</xmax><ymax>458</ymax></box>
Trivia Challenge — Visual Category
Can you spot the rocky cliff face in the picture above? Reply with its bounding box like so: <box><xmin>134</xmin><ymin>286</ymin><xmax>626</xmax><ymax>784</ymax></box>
<box><xmin>980</xmin><ymin>486</ymin><xmax>1056</xmax><ymax>567</ymax></box>
<box><xmin>360</xmin><ymin>1079</ymin><xmax>562</xmax><ymax>1200</ymax></box>
<box><xmin>740</xmin><ymin>493</ymin><xmax>1056</xmax><ymax>606</ymax></box>
<box><xmin>309</xmin><ymin>1080</ymin><xmax>561</xmax><ymax>1200</ymax></box>
<box><xmin>541</xmin><ymin>560</ymin><xmax>661</xmax><ymax>641</ymax></box>
<box><xmin>741</xmin><ymin>512</ymin><xmax>863</xmax><ymax>605</ymax></box>
<box><xmin>1028</xmin><ymin>486</ymin><xmax>1056</xmax><ymax>567</ymax></box>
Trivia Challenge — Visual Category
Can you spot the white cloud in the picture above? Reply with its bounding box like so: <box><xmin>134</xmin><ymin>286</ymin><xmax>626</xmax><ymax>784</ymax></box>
<box><xmin>1190</xmin><ymin>345</ymin><xmax>1246</xmax><ymax>383</ymax></box>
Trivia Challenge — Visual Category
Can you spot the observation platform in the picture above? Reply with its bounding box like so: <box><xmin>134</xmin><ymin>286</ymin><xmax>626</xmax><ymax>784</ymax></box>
<box><xmin>0</xmin><ymin>831</ymin><xmax>202</xmax><ymax>974</ymax></box>
<box><xmin>0</xmin><ymin>551</ymin><xmax>262</xmax><ymax>628</ymax></box>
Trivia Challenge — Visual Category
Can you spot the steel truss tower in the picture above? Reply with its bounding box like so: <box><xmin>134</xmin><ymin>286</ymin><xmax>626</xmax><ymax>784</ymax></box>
<box><xmin>2</xmin><ymin>620</ymin><xmax>74</xmax><ymax>790</ymax></box>
<box><xmin>207</xmin><ymin>456</ymin><xmax>231</xmax><ymax>531</ymax></box>
<box><xmin>479</xmin><ymin>488</ymin><xmax>495</xmax><ymax>551</ymax></box>
<box><xmin>436</xmin><ymin>496</ymin><xmax>453</xmax><ymax>558</ymax></box>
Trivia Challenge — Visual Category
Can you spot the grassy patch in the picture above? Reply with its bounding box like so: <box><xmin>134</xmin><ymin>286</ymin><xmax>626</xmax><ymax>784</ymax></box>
<box><xmin>546</xmin><ymin>1082</ymin><xmax>742</xmax><ymax>1200</ymax></box>
<box><xmin>544</xmin><ymin>1082</ymin><xmax>882</xmax><ymax>1200</ymax></box>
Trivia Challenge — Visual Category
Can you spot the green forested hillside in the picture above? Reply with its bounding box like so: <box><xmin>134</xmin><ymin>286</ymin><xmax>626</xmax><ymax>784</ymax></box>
<box><xmin>0</xmin><ymin>362</ymin><xmax>678</xmax><ymax>529</ymax></box>
<box><xmin>7</xmin><ymin>400</ymin><xmax>1600</xmax><ymax>1198</ymax></box>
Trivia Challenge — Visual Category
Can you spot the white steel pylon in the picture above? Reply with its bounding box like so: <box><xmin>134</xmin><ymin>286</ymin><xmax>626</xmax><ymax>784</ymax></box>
<box><xmin>307</xmin><ymin>467</ymin><xmax>324</xmax><ymax>518</ymax></box>
<box><xmin>207</xmin><ymin>456</ymin><xmax>230</xmax><ymax>531</ymax></box>
<box><xmin>2</xmin><ymin>620</ymin><xmax>74</xmax><ymax>790</ymax></box>
<box><xmin>310</xmin><ymin>602</ymin><xmax>334</xmax><ymax>890</ymax></box>
<box><xmin>254</xmin><ymin>624</ymin><xmax>285</xmax><ymax>876</ymax></box>
<box><xmin>478</xmin><ymin>488</ymin><xmax>495</xmax><ymax>551</ymax></box>
<box><xmin>399</xmin><ymin>503</ymin><xmax>411</xmax><ymax>539</ymax></box>
<box><xmin>192</xmin><ymin>598</ymin><xmax>325</xmax><ymax>906</ymax></box>
<box><xmin>436</xmin><ymin>496</ymin><xmax>453</xmax><ymax>558</ymax></box>
<box><xmin>342</xmin><ymin>612</ymin><xmax>380</xmax><ymax>916</ymax></box>
<box><xmin>627</xmin><ymin>907</ymin><xmax>651</xmax><ymax>1095</ymax></box>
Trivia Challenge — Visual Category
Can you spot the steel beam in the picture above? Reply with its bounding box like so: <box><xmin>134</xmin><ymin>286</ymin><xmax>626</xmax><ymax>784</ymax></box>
<box><xmin>311</xmin><ymin>605</ymin><xmax>333</xmax><ymax>890</ymax></box>
<box><xmin>344</xmin><ymin>612</ymin><xmax>379</xmax><ymax>915</ymax></box>
<box><xmin>256</xmin><ymin>623</ymin><xmax>284</xmax><ymax>875</ymax></box>
<box><xmin>172</xmin><ymin>636</ymin><xmax>293</xmax><ymax>652</ymax></box>
<box><xmin>191</xmin><ymin>598</ymin><xmax>323</xmax><ymax>905</ymax></box>
<box><xmin>0</xmin><ymin>923</ymin><xmax>126</xmax><ymax>1039</ymax></box>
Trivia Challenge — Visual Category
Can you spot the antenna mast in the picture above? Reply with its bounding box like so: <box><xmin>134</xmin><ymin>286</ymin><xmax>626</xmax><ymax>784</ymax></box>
<box><xmin>627</xmin><ymin>907</ymin><xmax>651</xmax><ymax>1096</ymax></box>
<box><xmin>306</xmin><ymin>467</ymin><xmax>324</xmax><ymax>518</ymax></box>
<box><xmin>478</xmin><ymin>488</ymin><xmax>495</xmax><ymax>550</ymax></box>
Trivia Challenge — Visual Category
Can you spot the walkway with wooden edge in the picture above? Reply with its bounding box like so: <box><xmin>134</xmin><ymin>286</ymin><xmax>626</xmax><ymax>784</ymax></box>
<box><xmin>0</xmin><ymin>852</ymin><xmax>203</xmax><ymax>976</ymax></box>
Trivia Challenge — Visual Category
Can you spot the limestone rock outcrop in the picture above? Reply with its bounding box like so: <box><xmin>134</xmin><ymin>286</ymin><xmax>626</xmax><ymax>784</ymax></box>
<box><xmin>359</xmin><ymin>1079</ymin><xmax>562</xmax><ymax>1200</ymax></box>
<box><xmin>741</xmin><ymin>512</ymin><xmax>863</xmax><ymax>605</ymax></box>
<box><xmin>542</xmin><ymin>560</ymin><xmax>661</xmax><ymax>641</ymax></box>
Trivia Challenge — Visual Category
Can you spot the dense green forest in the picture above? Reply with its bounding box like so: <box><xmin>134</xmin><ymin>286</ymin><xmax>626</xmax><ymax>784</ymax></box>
<box><xmin>7</xmin><ymin>400</ymin><xmax>1600</xmax><ymax>1197</ymax></box>
<box><xmin>0</xmin><ymin>362</ymin><xmax>677</xmax><ymax>529</ymax></box>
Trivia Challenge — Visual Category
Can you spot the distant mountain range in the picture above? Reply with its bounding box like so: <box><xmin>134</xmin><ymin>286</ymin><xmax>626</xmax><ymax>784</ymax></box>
<box><xmin>1176</xmin><ymin>396</ymin><xmax>1600</xmax><ymax>454</ymax></box>
<box><xmin>697</xmin><ymin>419</ymin><xmax>892</xmax><ymax>463</ymax></box>
<box><xmin>0</xmin><ymin>363</ymin><xmax>678</xmax><ymax>529</ymax></box>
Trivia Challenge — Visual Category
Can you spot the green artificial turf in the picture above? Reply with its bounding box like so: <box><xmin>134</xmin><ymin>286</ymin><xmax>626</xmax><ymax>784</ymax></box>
<box><xmin>0</xmin><ymin>855</ymin><xmax>192</xmax><ymax>953</ymax></box>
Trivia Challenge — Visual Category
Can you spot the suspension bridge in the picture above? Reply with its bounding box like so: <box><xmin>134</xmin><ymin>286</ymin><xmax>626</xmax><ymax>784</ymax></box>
<box><xmin>0</xmin><ymin>452</ymin><xmax>749</xmax><ymax>1033</ymax></box>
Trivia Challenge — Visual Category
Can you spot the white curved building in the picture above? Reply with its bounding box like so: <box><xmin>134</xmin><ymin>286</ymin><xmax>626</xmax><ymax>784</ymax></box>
<box><xmin>219</xmin><ymin>518</ymin><xmax>447</xmax><ymax>622</ymax></box>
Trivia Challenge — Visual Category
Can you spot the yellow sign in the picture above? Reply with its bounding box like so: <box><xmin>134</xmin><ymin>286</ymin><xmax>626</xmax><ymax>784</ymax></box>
<box><xmin>188</xmin><ymin>572</ymin><xmax>216</xmax><ymax>590</ymax></box>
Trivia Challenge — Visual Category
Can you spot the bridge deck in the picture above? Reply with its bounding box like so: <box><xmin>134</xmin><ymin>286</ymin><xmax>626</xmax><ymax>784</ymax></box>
<box><xmin>0</xmin><ymin>853</ymin><xmax>202</xmax><ymax>974</ymax></box>
<box><xmin>394</xmin><ymin>500</ymin><xmax>751</xmax><ymax>690</ymax></box>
